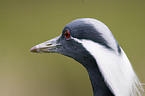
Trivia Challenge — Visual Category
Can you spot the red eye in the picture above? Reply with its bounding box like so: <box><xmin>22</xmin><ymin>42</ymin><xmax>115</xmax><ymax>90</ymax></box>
<box><xmin>65</xmin><ymin>30</ymin><xmax>70</xmax><ymax>39</ymax></box>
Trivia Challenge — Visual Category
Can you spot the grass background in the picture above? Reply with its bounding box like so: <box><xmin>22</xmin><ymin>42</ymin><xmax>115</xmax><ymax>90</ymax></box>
<box><xmin>0</xmin><ymin>0</ymin><xmax>145</xmax><ymax>96</ymax></box>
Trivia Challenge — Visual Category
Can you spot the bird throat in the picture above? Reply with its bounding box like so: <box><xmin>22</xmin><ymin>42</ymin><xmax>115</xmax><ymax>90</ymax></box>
<box><xmin>71</xmin><ymin>46</ymin><xmax>114</xmax><ymax>96</ymax></box>
<box><xmin>71</xmin><ymin>37</ymin><xmax>114</xmax><ymax>96</ymax></box>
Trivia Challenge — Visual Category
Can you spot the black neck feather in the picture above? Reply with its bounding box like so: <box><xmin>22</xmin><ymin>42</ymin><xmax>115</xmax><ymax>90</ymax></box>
<box><xmin>87</xmin><ymin>63</ymin><xmax>114</xmax><ymax>96</ymax></box>
<box><xmin>74</xmin><ymin>50</ymin><xmax>114</xmax><ymax>96</ymax></box>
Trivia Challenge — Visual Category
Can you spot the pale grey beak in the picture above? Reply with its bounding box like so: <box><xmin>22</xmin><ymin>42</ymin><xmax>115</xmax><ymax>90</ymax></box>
<box><xmin>30</xmin><ymin>36</ymin><xmax>61</xmax><ymax>53</ymax></box>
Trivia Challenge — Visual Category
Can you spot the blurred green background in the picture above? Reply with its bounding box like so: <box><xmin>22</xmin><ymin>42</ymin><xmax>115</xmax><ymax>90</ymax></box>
<box><xmin>0</xmin><ymin>0</ymin><xmax>145</xmax><ymax>96</ymax></box>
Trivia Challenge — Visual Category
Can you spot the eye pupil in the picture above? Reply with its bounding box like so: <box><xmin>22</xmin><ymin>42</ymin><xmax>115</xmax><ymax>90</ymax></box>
<box><xmin>65</xmin><ymin>30</ymin><xmax>70</xmax><ymax>39</ymax></box>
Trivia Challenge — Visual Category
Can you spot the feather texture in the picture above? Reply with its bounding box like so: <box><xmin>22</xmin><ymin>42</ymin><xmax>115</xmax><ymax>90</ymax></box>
<box><xmin>72</xmin><ymin>37</ymin><xmax>143</xmax><ymax>96</ymax></box>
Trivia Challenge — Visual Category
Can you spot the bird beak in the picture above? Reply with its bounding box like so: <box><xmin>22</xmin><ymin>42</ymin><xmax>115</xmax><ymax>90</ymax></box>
<box><xmin>30</xmin><ymin>36</ymin><xmax>61</xmax><ymax>53</ymax></box>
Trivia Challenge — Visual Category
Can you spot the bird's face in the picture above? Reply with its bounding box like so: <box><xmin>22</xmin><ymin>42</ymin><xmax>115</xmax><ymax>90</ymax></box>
<box><xmin>31</xmin><ymin>18</ymin><xmax>119</xmax><ymax>62</ymax></box>
<box><xmin>30</xmin><ymin>23</ymin><xmax>91</xmax><ymax>60</ymax></box>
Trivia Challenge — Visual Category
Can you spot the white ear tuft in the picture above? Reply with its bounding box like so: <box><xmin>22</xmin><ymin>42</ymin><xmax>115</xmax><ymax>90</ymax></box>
<box><xmin>72</xmin><ymin>37</ymin><xmax>143</xmax><ymax>96</ymax></box>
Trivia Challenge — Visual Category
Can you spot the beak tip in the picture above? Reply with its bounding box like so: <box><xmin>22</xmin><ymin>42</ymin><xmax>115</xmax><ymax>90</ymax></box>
<box><xmin>30</xmin><ymin>46</ymin><xmax>37</xmax><ymax>52</ymax></box>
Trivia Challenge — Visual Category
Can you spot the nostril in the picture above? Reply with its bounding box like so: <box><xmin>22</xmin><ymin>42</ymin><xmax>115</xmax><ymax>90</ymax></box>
<box><xmin>47</xmin><ymin>43</ymin><xmax>53</xmax><ymax>46</ymax></box>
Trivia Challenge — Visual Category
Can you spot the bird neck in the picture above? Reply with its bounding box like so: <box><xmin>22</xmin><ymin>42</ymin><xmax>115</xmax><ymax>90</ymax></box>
<box><xmin>71</xmin><ymin>41</ymin><xmax>115</xmax><ymax>96</ymax></box>
<box><xmin>75</xmin><ymin>53</ymin><xmax>114</xmax><ymax>96</ymax></box>
<box><xmin>86</xmin><ymin>62</ymin><xmax>114</xmax><ymax>96</ymax></box>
